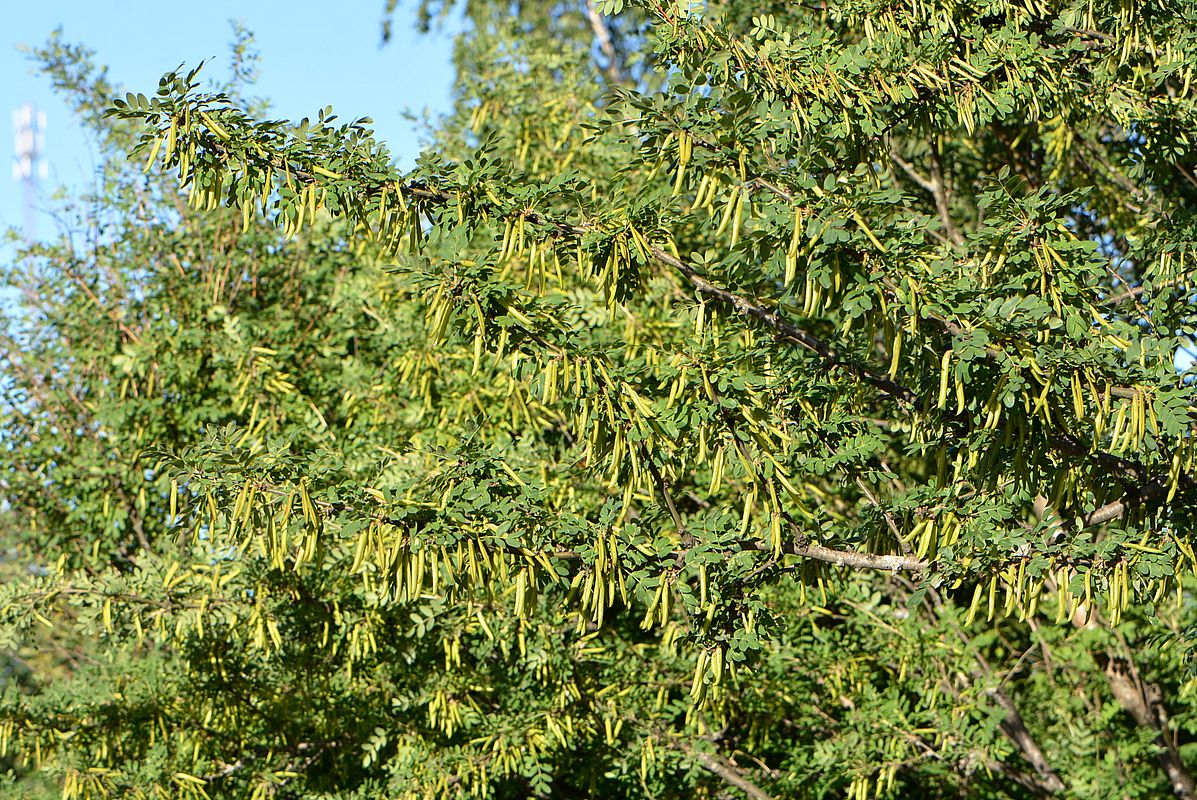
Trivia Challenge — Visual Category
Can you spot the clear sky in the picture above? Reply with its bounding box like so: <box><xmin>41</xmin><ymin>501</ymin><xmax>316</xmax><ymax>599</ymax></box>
<box><xmin>1</xmin><ymin>0</ymin><xmax>459</xmax><ymax>239</ymax></box>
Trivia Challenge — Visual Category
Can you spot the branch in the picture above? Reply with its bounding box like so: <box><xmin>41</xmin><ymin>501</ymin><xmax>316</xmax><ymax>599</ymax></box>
<box><xmin>642</xmin><ymin>447</ymin><xmax>686</xmax><ymax>537</ymax></box>
<box><xmin>1080</xmin><ymin>484</ymin><xmax>1167</xmax><ymax>528</ymax></box>
<box><xmin>584</xmin><ymin>0</ymin><xmax>624</xmax><ymax>82</ymax></box>
<box><xmin>648</xmin><ymin>246</ymin><xmax>919</xmax><ymax>406</ymax></box>
<box><xmin>982</xmin><ymin>756</ymin><xmax>1065</xmax><ymax>798</ymax></box>
<box><xmin>889</xmin><ymin>149</ymin><xmax>937</xmax><ymax>195</ymax></box>
<box><xmin>773</xmin><ymin>539</ymin><xmax>924</xmax><ymax>572</ymax></box>
<box><xmin>927</xmin><ymin>143</ymin><xmax>965</xmax><ymax>247</ymax></box>
<box><xmin>1101</xmin><ymin>283</ymin><xmax>1148</xmax><ymax>306</ymax></box>
<box><xmin>891</xmin><ymin>146</ymin><xmax>963</xmax><ymax>246</ymax></box>
<box><xmin>738</xmin><ymin>533</ymin><xmax>926</xmax><ymax>571</ymax></box>
<box><xmin>652</xmin><ymin>243</ymin><xmax>1181</xmax><ymax>529</ymax></box>
<box><xmin>688</xmin><ymin>748</ymin><xmax>775</xmax><ymax>800</ymax></box>
<box><xmin>1056</xmin><ymin>589</ymin><xmax>1197</xmax><ymax>799</ymax></box>
<box><xmin>900</xmin><ymin>577</ymin><xmax>1066</xmax><ymax>794</ymax></box>
<box><xmin>1175</xmin><ymin>163</ymin><xmax>1197</xmax><ymax>193</ymax></box>
<box><xmin>201</xmin><ymin>759</ymin><xmax>247</xmax><ymax>782</ymax></box>
<box><xmin>986</xmin><ymin>688</ymin><xmax>1067</xmax><ymax>793</ymax></box>
<box><xmin>1104</xmin><ymin>658</ymin><xmax>1196</xmax><ymax>799</ymax></box>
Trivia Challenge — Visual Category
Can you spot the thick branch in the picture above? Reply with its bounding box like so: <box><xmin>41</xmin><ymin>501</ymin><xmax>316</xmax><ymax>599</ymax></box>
<box><xmin>1104</xmin><ymin>658</ymin><xmax>1195</xmax><ymax>799</ymax></box>
<box><xmin>584</xmin><ymin>0</ymin><xmax>624</xmax><ymax>82</ymax></box>
<box><xmin>983</xmin><ymin>756</ymin><xmax>1065</xmax><ymax>797</ymax></box>
<box><xmin>1065</xmin><ymin>600</ymin><xmax>1197</xmax><ymax>799</ymax></box>
<box><xmin>1079</xmin><ymin>483</ymin><xmax>1168</xmax><ymax>528</ymax></box>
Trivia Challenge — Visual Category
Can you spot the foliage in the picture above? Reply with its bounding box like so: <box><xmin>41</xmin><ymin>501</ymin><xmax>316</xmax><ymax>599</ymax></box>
<box><xmin>6</xmin><ymin>0</ymin><xmax>1197</xmax><ymax>798</ymax></box>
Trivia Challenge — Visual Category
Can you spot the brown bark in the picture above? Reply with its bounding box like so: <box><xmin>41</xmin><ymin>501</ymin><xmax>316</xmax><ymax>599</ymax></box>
<box><xmin>986</xmin><ymin>687</ymin><xmax>1067</xmax><ymax>794</ymax></box>
<box><xmin>1103</xmin><ymin>655</ymin><xmax>1195</xmax><ymax>799</ymax></box>
<box><xmin>583</xmin><ymin>0</ymin><xmax>624</xmax><ymax>82</ymax></box>
<box><xmin>691</xmin><ymin>749</ymin><xmax>774</xmax><ymax>800</ymax></box>
<box><xmin>1068</xmin><ymin>600</ymin><xmax>1196</xmax><ymax>799</ymax></box>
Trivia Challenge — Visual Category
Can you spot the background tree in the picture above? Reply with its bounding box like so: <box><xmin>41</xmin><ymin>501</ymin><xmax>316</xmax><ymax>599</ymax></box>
<box><xmin>5</xmin><ymin>0</ymin><xmax>1197</xmax><ymax>798</ymax></box>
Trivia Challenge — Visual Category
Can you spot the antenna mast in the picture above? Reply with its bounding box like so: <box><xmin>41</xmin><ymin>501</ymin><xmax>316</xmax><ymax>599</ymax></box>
<box><xmin>12</xmin><ymin>103</ymin><xmax>48</xmax><ymax>239</ymax></box>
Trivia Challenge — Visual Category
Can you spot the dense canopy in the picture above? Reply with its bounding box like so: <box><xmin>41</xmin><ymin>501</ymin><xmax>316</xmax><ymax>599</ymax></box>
<box><xmin>5</xmin><ymin>0</ymin><xmax>1197</xmax><ymax>797</ymax></box>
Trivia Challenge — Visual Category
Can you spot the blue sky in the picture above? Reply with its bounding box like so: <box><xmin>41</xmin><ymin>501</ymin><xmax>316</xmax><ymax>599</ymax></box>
<box><xmin>2</xmin><ymin>0</ymin><xmax>458</xmax><ymax>239</ymax></box>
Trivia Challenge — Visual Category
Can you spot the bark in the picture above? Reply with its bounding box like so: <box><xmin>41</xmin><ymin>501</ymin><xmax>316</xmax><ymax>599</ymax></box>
<box><xmin>583</xmin><ymin>0</ymin><xmax>624</xmax><ymax>82</ymax></box>
<box><xmin>986</xmin><ymin>687</ymin><xmax>1067</xmax><ymax>794</ymax></box>
<box><xmin>691</xmin><ymin>749</ymin><xmax>774</xmax><ymax>800</ymax></box>
<box><xmin>1103</xmin><ymin>655</ymin><xmax>1195</xmax><ymax>799</ymax></box>
<box><xmin>1069</xmin><ymin>600</ymin><xmax>1196</xmax><ymax>799</ymax></box>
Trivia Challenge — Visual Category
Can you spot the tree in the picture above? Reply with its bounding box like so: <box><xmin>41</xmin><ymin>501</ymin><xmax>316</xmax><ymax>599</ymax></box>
<box><xmin>5</xmin><ymin>0</ymin><xmax>1197</xmax><ymax>797</ymax></box>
